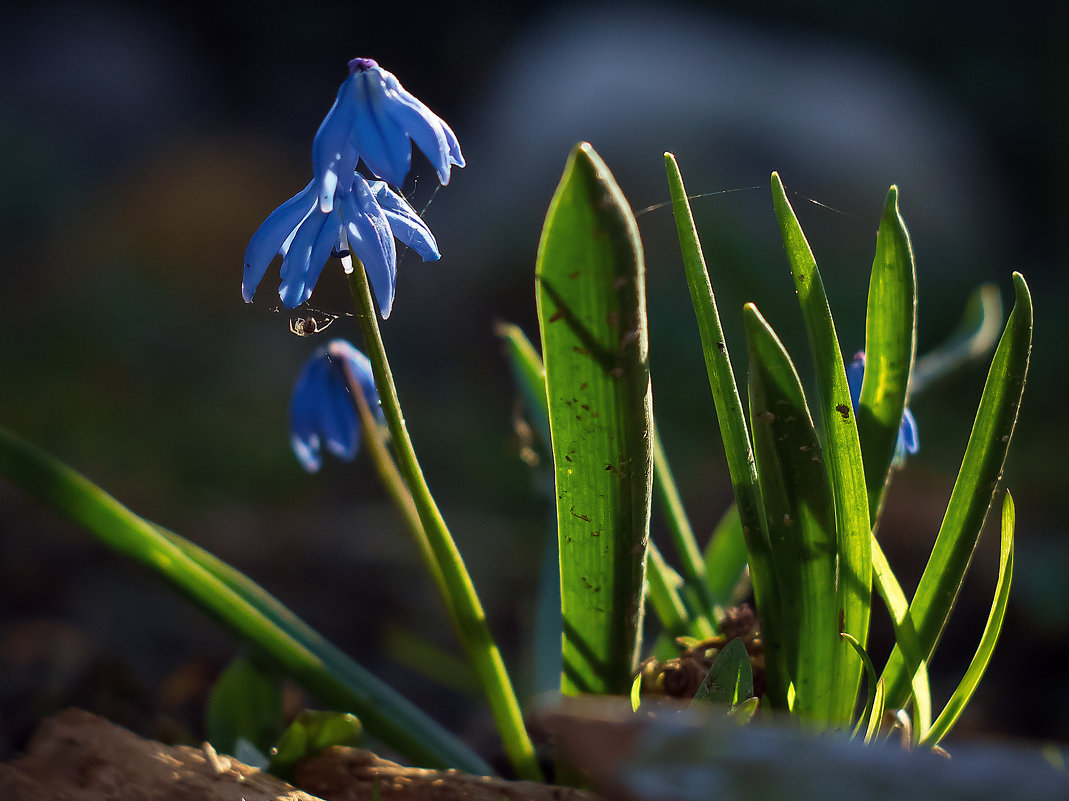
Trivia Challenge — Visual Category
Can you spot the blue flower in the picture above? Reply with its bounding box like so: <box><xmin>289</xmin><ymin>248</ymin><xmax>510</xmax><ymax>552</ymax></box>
<box><xmin>846</xmin><ymin>351</ymin><xmax>919</xmax><ymax>465</ymax></box>
<box><xmin>313</xmin><ymin>57</ymin><xmax>465</xmax><ymax>210</ymax></box>
<box><xmin>290</xmin><ymin>339</ymin><xmax>383</xmax><ymax>473</ymax></box>
<box><xmin>242</xmin><ymin>176</ymin><xmax>439</xmax><ymax>317</ymax></box>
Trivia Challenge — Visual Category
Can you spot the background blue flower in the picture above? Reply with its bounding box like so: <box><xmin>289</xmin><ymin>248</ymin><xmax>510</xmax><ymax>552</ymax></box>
<box><xmin>846</xmin><ymin>351</ymin><xmax>919</xmax><ymax>466</ymax></box>
<box><xmin>290</xmin><ymin>339</ymin><xmax>382</xmax><ymax>473</ymax></box>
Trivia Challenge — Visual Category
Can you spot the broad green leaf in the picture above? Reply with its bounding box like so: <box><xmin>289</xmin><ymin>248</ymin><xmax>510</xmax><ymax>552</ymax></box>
<box><xmin>921</xmin><ymin>491</ymin><xmax>1015</xmax><ymax>747</ymax></box>
<box><xmin>912</xmin><ymin>283</ymin><xmax>1003</xmax><ymax>395</ymax></box>
<box><xmin>631</xmin><ymin>673</ymin><xmax>643</xmax><ymax>712</ymax></box>
<box><xmin>269</xmin><ymin>709</ymin><xmax>362</xmax><ymax>779</ymax></box>
<box><xmin>744</xmin><ymin>304</ymin><xmax>840</xmax><ymax>726</ymax></box>
<box><xmin>703</xmin><ymin>504</ymin><xmax>749</xmax><ymax>611</ymax></box>
<box><xmin>693</xmin><ymin>638</ymin><xmax>754</xmax><ymax>706</ymax></box>
<box><xmin>536</xmin><ymin>143</ymin><xmax>653</xmax><ymax>695</ymax></box>
<box><xmin>881</xmin><ymin>273</ymin><xmax>1031</xmax><ymax>709</ymax></box>
<box><xmin>206</xmin><ymin>653</ymin><xmax>283</xmax><ymax>755</ymax></box>
<box><xmin>770</xmin><ymin>172</ymin><xmax>871</xmax><ymax>724</ymax></box>
<box><xmin>859</xmin><ymin>186</ymin><xmax>917</xmax><ymax>522</ymax></box>
<box><xmin>0</xmin><ymin>424</ymin><xmax>491</xmax><ymax>774</ymax></box>
<box><xmin>498</xmin><ymin>322</ymin><xmax>713</xmax><ymax>650</ymax></box>
<box><xmin>665</xmin><ymin>153</ymin><xmax>780</xmax><ymax>701</ymax></box>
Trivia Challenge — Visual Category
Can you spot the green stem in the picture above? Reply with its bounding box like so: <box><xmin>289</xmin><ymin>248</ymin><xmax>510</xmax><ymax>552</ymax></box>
<box><xmin>337</xmin><ymin>355</ymin><xmax>451</xmax><ymax>611</ymax></box>
<box><xmin>348</xmin><ymin>265</ymin><xmax>543</xmax><ymax>783</ymax></box>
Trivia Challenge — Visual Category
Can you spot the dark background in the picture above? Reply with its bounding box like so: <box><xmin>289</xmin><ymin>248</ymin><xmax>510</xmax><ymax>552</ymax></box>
<box><xmin>2</xmin><ymin>0</ymin><xmax>1067</xmax><ymax>760</ymax></box>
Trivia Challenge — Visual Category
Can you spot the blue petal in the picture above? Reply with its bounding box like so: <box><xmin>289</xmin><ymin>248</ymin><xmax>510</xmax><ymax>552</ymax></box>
<box><xmin>370</xmin><ymin>182</ymin><xmax>440</xmax><ymax>261</ymax></box>
<box><xmin>380</xmin><ymin>85</ymin><xmax>452</xmax><ymax>185</ymax></box>
<box><xmin>897</xmin><ymin>408</ymin><xmax>920</xmax><ymax>456</ymax></box>
<box><xmin>278</xmin><ymin>208</ymin><xmax>337</xmax><ymax>309</ymax></box>
<box><xmin>327</xmin><ymin>339</ymin><xmax>382</xmax><ymax>420</ymax></box>
<box><xmin>846</xmin><ymin>351</ymin><xmax>865</xmax><ymax>411</ymax></box>
<box><xmin>243</xmin><ymin>181</ymin><xmax>317</xmax><ymax>303</ymax></box>
<box><xmin>319</xmin><ymin>365</ymin><xmax>361</xmax><ymax>461</ymax></box>
<box><xmin>313</xmin><ymin>77</ymin><xmax>361</xmax><ymax>212</ymax></box>
<box><xmin>290</xmin><ymin>355</ymin><xmax>331</xmax><ymax>472</ymax></box>
<box><xmin>351</xmin><ymin>70</ymin><xmax>411</xmax><ymax>188</ymax></box>
<box><xmin>383</xmin><ymin>70</ymin><xmax>465</xmax><ymax>170</ymax></box>
<box><xmin>340</xmin><ymin>176</ymin><xmax>397</xmax><ymax>318</ymax></box>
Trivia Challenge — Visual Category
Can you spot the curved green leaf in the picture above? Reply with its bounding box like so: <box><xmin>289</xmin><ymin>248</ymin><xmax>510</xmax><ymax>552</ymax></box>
<box><xmin>0</xmin><ymin>424</ymin><xmax>491</xmax><ymax>774</ymax></box>
<box><xmin>921</xmin><ymin>491</ymin><xmax>1015</xmax><ymax>746</ymax></box>
<box><xmin>665</xmin><ymin>153</ymin><xmax>779</xmax><ymax>698</ymax></box>
<box><xmin>693</xmin><ymin>638</ymin><xmax>753</xmax><ymax>706</ymax></box>
<box><xmin>859</xmin><ymin>186</ymin><xmax>917</xmax><ymax>521</ymax></box>
<box><xmin>536</xmin><ymin>143</ymin><xmax>653</xmax><ymax>695</ymax></box>
<box><xmin>770</xmin><ymin>173</ymin><xmax>871</xmax><ymax>724</ymax></box>
<box><xmin>881</xmin><ymin>273</ymin><xmax>1031</xmax><ymax>709</ymax></box>
<box><xmin>703</xmin><ymin>504</ymin><xmax>749</xmax><ymax>611</ymax></box>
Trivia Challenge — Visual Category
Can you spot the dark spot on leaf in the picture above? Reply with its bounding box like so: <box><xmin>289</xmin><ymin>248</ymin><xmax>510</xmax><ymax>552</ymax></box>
<box><xmin>783</xmin><ymin>513</ymin><xmax>794</xmax><ymax>527</ymax></box>
<box><xmin>716</xmin><ymin>341</ymin><xmax>726</xmax><ymax>354</ymax></box>
<box><xmin>756</xmin><ymin>411</ymin><xmax>775</xmax><ymax>423</ymax></box>
<box><xmin>570</xmin><ymin>508</ymin><xmax>591</xmax><ymax>522</ymax></box>
<box><xmin>573</xmin><ymin>346</ymin><xmax>590</xmax><ymax>355</ymax></box>
<box><xmin>568</xmin><ymin>270</ymin><xmax>580</xmax><ymax>279</ymax></box>
<box><xmin>836</xmin><ymin>404</ymin><xmax>850</xmax><ymax>420</ymax></box>
<box><xmin>613</xmin><ymin>277</ymin><xmax>628</xmax><ymax>290</ymax></box>
<box><xmin>580</xmin><ymin>382</ymin><xmax>588</xmax><ymax>390</ymax></box>
<box><xmin>549</xmin><ymin>309</ymin><xmax>566</xmax><ymax>323</ymax></box>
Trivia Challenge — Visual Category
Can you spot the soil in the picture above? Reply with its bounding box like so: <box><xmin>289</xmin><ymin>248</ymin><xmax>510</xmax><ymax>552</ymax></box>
<box><xmin>0</xmin><ymin>709</ymin><xmax>597</xmax><ymax>801</ymax></box>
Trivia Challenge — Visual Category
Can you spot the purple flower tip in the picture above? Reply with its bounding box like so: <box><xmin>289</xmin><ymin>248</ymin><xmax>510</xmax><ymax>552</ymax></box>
<box><xmin>348</xmin><ymin>57</ymin><xmax>379</xmax><ymax>74</ymax></box>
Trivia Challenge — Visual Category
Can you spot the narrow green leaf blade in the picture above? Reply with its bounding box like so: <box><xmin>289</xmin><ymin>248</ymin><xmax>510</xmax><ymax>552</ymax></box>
<box><xmin>744</xmin><ymin>304</ymin><xmax>841</xmax><ymax>726</ymax></box>
<box><xmin>882</xmin><ymin>273</ymin><xmax>1032</xmax><ymax>709</ymax></box>
<box><xmin>871</xmin><ymin>538</ymin><xmax>932</xmax><ymax>740</ymax></box>
<box><xmin>859</xmin><ymin>186</ymin><xmax>917</xmax><ymax>521</ymax></box>
<box><xmin>0</xmin><ymin>425</ymin><xmax>491</xmax><ymax>774</ymax></box>
<box><xmin>922</xmin><ymin>491</ymin><xmax>1015</xmax><ymax>747</ymax></box>
<box><xmin>865</xmin><ymin>678</ymin><xmax>886</xmax><ymax>745</ymax></box>
<box><xmin>693</xmin><ymin>638</ymin><xmax>753</xmax><ymax>706</ymax></box>
<box><xmin>665</xmin><ymin>153</ymin><xmax>781</xmax><ymax>702</ymax></box>
<box><xmin>770</xmin><ymin>172</ymin><xmax>871</xmax><ymax>723</ymax></box>
<box><xmin>536</xmin><ymin>143</ymin><xmax>653</xmax><ymax>695</ymax></box>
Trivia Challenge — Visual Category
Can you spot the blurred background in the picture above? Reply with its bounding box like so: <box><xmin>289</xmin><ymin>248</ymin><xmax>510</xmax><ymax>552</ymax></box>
<box><xmin>2</xmin><ymin>0</ymin><xmax>1067</xmax><ymax>761</ymax></box>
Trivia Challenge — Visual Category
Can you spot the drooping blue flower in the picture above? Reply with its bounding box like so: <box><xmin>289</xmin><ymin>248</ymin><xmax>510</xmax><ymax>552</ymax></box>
<box><xmin>242</xmin><ymin>176</ymin><xmax>439</xmax><ymax>317</ymax></box>
<box><xmin>313</xmin><ymin>57</ymin><xmax>465</xmax><ymax>211</ymax></box>
<box><xmin>846</xmin><ymin>351</ymin><xmax>919</xmax><ymax>466</ymax></box>
<box><xmin>290</xmin><ymin>339</ymin><xmax>383</xmax><ymax>473</ymax></box>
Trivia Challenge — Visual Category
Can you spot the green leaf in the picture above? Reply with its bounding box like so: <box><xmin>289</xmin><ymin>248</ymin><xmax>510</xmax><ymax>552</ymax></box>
<box><xmin>652</xmin><ymin>429</ymin><xmax>717</xmax><ymax>622</ymax></box>
<box><xmin>498</xmin><ymin>322</ymin><xmax>713</xmax><ymax>651</ymax></box>
<box><xmin>206</xmin><ymin>653</ymin><xmax>283</xmax><ymax>755</ymax></box>
<box><xmin>269</xmin><ymin>710</ymin><xmax>362</xmax><ymax>779</ymax></box>
<box><xmin>536</xmin><ymin>143</ymin><xmax>653</xmax><ymax>695</ymax></box>
<box><xmin>0</xmin><ymin>424</ymin><xmax>491</xmax><ymax>774</ymax></box>
<box><xmin>770</xmin><ymin>172</ymin><xmax>871</xmax><ymax>725</ymax></box>
<box><xmin>912</xmin><ymin>283</ymin><xmax>1003</xmax><ymax>395</ymax></box>
<box><xmin>921</xmin><ymin>491</ymin><xmax>1015</xmax><ymax>747</ymax></box>
<box><xmin>865</xmin><ymin>678</ymin><xmax>886</xmax><ymax>745</ymax></box>
<box><xmin>839</xmin><ymin>632</ymin><xmax>877</xmax><ymax>740</ymax></box>
<box><xmin>703</xmin><ymin>504</ymin><xmax>750</xmax><ymax>612</ymax></box>
<box><xmin>648</xmin><ymin>542</ymin><xmax>715</xmax><ymax>641</ymax></box>
<box><xmin>665</xmin><ymin>153</ymin><xmax>781</xmax><ymax>702</ymax></box>
<box><xmin>728</xmin><ymin>695</ymin><xmax>760</xmax><ymax>725</ymax></box>
<box><xmin>859</xmin><ymin>186</ymin><xmax>917</xmax><ymax>522</ymax></box>
<box><xmin>693</xmin><ymin>638</ymin><xmax>753</xmax><ymax>706</ymax></box>
<box><xmin>744</xmin><ymin>304</ymin><xmax>840</xmax><ymax>726</ymax></box>
<box><xmin>881</xmin><ymin>273</ymin><xmax>1031</xmax><ymax>709</ymax></box>
<box><xmin>870</xmin><ymin>538</ymin><xmax>932</xmax><ymax>740</ymax></box>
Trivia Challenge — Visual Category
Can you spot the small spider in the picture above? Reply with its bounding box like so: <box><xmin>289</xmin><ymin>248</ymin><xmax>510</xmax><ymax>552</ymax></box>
<box><xmin>289</xmin><ymin>315</ymin><xmax>336</xmax><ymax>337</ymax></box>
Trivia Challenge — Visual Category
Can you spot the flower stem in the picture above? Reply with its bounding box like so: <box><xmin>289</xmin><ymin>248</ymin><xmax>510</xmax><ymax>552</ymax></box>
<box><xmin>337</xmin><ymin>356</ymin><xmax>451</xmax><ymax>609</ymax></box>
<box><xmin>347</xmin><ymin>264</ymin><xmax>544</xmax><ymax>782</ymax></box>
